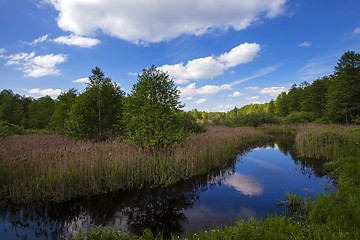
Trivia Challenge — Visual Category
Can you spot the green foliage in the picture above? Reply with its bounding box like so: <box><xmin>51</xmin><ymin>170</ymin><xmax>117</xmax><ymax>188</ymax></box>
<box><xmin>0</xmin><ymin>121</ymin><xmax>24</xmax><ymax>137</ymax></box>
<box><xmin>27</xmin><ymin>96</ymin><xmax>55</xmax><ymax>129</ymax></box>
<box><xmin>282</xmin><ymin>111</ymin><xmax>316</xmax><ymax>124</ymax></box>
<box><xmin>50</xmin><ymin>88</ymin><xmax>77</xmax><ymax>134</ymax></box>
<box><xmin>122</xmin><ymin>66</ymin><xmax>186</xmax><ymax>151</ymax></box>
<box><xmin>230</xmin><ymin>112</ymin><xmax>279</xmax><ymax>127</ymax></box>
<box><xmin>65</xmin><ymin>67</ymin><xmax>124</xmax><ymax>140</ymax></box>
<box><xmin>0</xmin><ymin>89</ymin><xmax>30</xmax><ymax>126</ymax></box>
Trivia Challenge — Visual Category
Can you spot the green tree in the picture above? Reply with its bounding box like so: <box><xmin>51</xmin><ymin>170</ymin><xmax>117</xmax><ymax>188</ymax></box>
<box><xmin>275</xmin><ymin>92</ymin><xmax>289</xmax><ymax>117</ymax></box>
<box><xmin>27</xmin><ymin>96</ymin><xmax>55</xmax><ymax>129</ymax></box>
<box><xmin>122</xmin><ymin>65</ymin><xmax>185</xmax><ymax>151</ymax></box>
<box><xmin>0</xmin><ymin>89</ymin><xmax>25</xmax><ymax>126</ymax></box>
<box><xmin>65</xmin><ymin>67</ymin><xmax>124</xmax><ymax>140</ymax></box>
<box><xmin>50</xmin><ymin>88</ymin><xmax>77</xmax><ymax>134</ymax></box>
<box><xmin>326</xmin><ymin>51</ymin><xmax>360</xmax><ymax>123</ymax></box>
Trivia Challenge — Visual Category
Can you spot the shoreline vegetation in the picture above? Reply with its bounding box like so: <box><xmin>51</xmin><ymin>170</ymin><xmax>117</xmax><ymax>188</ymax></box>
<box><xmin>0</xmin><ymin>125</ymin><xmax>271</xmax><ymax>204</ymax></box>
<box><xmin>1</xmin><ymin>123</ymin><xmax>360</xmax><ymax>239</ymax></box>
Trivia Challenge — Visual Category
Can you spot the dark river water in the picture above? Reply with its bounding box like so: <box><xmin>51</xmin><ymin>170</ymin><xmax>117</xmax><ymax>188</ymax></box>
<box><xmin>0</xmin><ymin>136</ymin><xmax>332</xmax><ymax>239</ymax></box>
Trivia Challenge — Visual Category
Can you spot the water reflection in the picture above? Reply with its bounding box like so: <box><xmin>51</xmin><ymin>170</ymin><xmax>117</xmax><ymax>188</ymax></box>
<box><xmin>225</xmin><ymin>173</ymin><xmax>264</xmax><ymax>196</ymax></box>
<box><xmin>0</xmin><ymin>135</ymin><xmax>331</xmax><ymax>239</ymax></box>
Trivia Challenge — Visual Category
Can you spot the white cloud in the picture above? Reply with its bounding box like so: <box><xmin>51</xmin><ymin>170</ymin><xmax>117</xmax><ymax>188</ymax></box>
<box><xmin>179</xmin><ymin>83</ymin><xmax>232</xmax><ymax>97</ymax></box>
<box><xmin>244</xmin><ymin>86</ymin><xmax>259</xmax><ymax>91</ymax></box>
<box><xmin>259</xmin><ymin>87</ymin><xmax>286</xmax><ymax>96</ymax></box>
<box><xmin>246</xmin><ymin>96</ymin><xmax>259</xmax><ymax>100</ymax></box>
<box><xmin>3</xmin><ymin>52</ymin><xmax>67</xmax><ymax>77</ymax></box>
<box><xmin>73</xmin><ymin>77</ymin><xmax>89</xmax><ymax>83</ymax></box>
<box><xmin>128</xmin><ymin>72</ymin><xmax>138</xmax><ymax>76</ymax></box>
<box><xmin>218</xmin><ymin>43</ymin><xmax>261</xmax><ymax>67</ymax></box>
<box><xmin>27</xmin><ymin>88</ymin><xmax>63</xmax><ymax>97</ymax></box>
<box><xmin>52</xmin><ymin>34</ymin><xmax>100</xmax><ymax>48</ymax></box>
<box><xmin>194</xmin><ymin>98</ymin><xmax>207</xmax><ymax>104</ymax></box>
<box><xmin>160</xmin><ymin>43</ymin><xmax>260</xmax><ymax>83</ymax></box>
<box><xmin>225</xmin><ymin>173</ymin><xmax>264</xmax><ymax>196</ymax></box>
<box><xmin>228</xmin><ymin>91</ymin><xmax>243</xmax><ymax>98</ymax></box>
<box><xmin>25</xmin><ymin>35</ymin><xmax>49</xmax><ymax>45</ymax></box>
<box><xmin>46</xmin><ymin>0</ymin><xmax>287</xmax><ymax>43</ymax></box>
<box><xmin>299</xmin><ymin>41</ymin><xmax>311</xmax><ymax>47</ymax></box>
<box><xmin>0</xmin><ymin>48</ymin><xmax>5</xmax><ymax>57</ymax></box>
<box><xmin>354</xmin><ymin>27</ymin><xmax>360</xmax><ymax>34</ymax></box>
<box><xmin>212</xmin><ymin>104</ymin><xmax>236</xmax><ymax>112</ymax></box>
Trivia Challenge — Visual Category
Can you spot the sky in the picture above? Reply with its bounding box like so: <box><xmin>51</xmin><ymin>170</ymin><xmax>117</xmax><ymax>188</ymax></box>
<box><xmin>0</xmin><ymin>0</ymin><xmax>360</xmax><ymax>112</ymax></box>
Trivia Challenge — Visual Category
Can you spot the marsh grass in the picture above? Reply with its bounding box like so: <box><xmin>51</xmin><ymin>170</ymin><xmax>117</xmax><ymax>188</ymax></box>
<box><xmin>67</xmin><ymin>123</ymin><xmax>360</xmax><ymax>240</ymax></box>
<box><xmin>0</xmin><ymin>126</ymin><xmax>268</xmax><ymax>203</ymax></box>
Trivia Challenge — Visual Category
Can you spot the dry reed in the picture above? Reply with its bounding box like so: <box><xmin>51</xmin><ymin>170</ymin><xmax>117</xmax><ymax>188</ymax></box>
<box><xmin>0</xmin><ymin>126</ymin><xmax>267</xmax><ymax>203</ymax></box>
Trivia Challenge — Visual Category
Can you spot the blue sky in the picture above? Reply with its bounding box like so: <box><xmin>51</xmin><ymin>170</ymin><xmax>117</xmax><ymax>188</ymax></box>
<box><xmin>1</xmin><ymin>0</ymin><xmax>359</xmax><ymax>112</ymax></box>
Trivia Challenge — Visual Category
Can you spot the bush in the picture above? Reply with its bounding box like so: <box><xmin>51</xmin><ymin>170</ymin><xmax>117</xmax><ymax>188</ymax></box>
<box><xmin>231</xmin><ymin>112</ymin><xmax>279</xmax><ymax>127</ymax></box>
<box><xmin>282</xmin><ymin>111</ymin><xmax>316</xmax><ymax>124</ymax></box>
<box><xmin>0</xmin><ymin>121</ymin><xmax>24</xmax><ymax>137</ymax></box>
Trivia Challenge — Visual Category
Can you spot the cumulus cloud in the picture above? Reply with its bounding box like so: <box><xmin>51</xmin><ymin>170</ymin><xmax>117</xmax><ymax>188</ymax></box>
<box><xmin>194</xmin><ymin>98</ymin><xmax>207</xmax><ymax>104</ymax></box>
<box><xmin>73</xmin><ymin>77</ymin><xmax>89</xmax><ymax>83</ymax></box>
<box><xmin>160</xmin><ymin>43</ymin><xmax>260</xmax><ymax>83</ymax></box>
<box><xmin>354</xmin><ymin>27</ymin><xmax>360</xmax><ymax>34</ymax></box>
<box><xmin>259</xmin><ymin>87</ymin><xmax>286</xmax><ymax>96</ymax></box>
<box><xmin>228</xmin><ymin>91</ymin><xmax>243</xmax><ymax>98</ymax></box>
<box><xmin>179</xmin><ymin>83</ymin><xmax>232</xmax><ymax>97</ymax></box>
<box><xmin>52</xmin><ymin>34</ymin><xmax>100</xmax><ymax>48</ymax></box>
<box><xmin>225</xmin><ymin>173</ymin><xmax>264</xmax><ymax>196</ymax></box>
<box><xmin>27</xmin><ymin>88</ymin><xmax>63</xmax><ymax>97</ymax></box>
<box><xmin>45</xmin><ymin>0</ymin><xmax>287</xmax><ymax>43</ymax></box>
<box><xmin>299</xmin><ymin>41</ymin><xmax>311</xmax><ymax>47</ymax></box>
<box><xmin>3</xmin><ymin>52</ymin><xmax>67</xmax><ymax>77</ymax></box>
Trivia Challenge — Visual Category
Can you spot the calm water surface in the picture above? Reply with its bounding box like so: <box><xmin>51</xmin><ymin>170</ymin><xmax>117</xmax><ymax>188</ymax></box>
<box><xmin>0</xmin><ymin>137</ymin><xmax>332</xmax><ymax>239</ymax></box>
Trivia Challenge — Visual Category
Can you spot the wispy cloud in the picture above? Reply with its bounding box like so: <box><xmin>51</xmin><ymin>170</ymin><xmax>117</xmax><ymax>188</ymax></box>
<box><xmin>259</xmin><ymin>87</ymin><xmax>287</xmax><ymax>96</ymax></box>
<box><xmin>52</xmin><ymin>34</ymin><xmax>100</xmax><ymax>48</ymax></box>
<box><xmin>354</xmin><ymin>27</ymin><xmax>360</xmax><ymax>34</ymax></box>
<box><xmin>23</xmin><ymin>35</ymin><xmax>49</xmax><ymax>46</ymax></box>
<box><xmin>73</xmin><ymin>77</ymin><xmax>89</xmax><ymax>83</ymax></box>
<box><xmin>230</xmin><ymin>65</ymin><xmax>281</xmax><ymax>86</ymax></box>
<box><xmin>194</xmin><ymin>98</ymin><xmax>207</xmax><ymax>104</ymax></box>
<box><xmin>299</xmin><ymin>41</ymin><xmax>311</xmax><ymax>47</ymax></box>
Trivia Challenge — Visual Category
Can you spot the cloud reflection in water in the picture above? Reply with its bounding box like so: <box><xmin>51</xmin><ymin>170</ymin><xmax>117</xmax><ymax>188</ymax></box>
<box><xmin>225</xmin><ymin>173</ymin><xmax>264</xmax><ymax>196</ymax></box>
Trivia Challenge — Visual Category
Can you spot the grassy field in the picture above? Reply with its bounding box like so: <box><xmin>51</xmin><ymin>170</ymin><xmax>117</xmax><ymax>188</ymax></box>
<box><xmin>0</xmin><ymin>126</ymin><xmax>270</xmax><ymax>204</ymax></box>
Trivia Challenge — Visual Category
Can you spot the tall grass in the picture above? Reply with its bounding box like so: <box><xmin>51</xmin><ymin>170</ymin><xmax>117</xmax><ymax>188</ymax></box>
<box><xmin>0</xmin><ymin>126</ymin><xmax>268</xmax><ymax>204</ymax></box>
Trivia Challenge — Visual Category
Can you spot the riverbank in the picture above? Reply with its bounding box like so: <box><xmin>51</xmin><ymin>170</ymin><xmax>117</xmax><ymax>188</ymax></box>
<box><xmin>65</xmin><ymin>124</ymin><xmax>360</xmax><ymax>239</ymax></box>
<box><xmin>0</xmin><ymin>126</ymin><xmax>271</xmax><ymax>204</ymax></box>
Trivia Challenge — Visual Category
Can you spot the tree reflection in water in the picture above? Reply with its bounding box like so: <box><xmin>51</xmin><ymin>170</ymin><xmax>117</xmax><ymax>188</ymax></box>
<box><xmin>0</xmin><ymin>135</ymin><xmax>330</xmax><ymax>239</ymax></box>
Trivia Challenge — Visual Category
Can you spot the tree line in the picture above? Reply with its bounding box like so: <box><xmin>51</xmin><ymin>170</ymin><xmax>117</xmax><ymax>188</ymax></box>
<box><xmin>1</xmin><ymin>51</ymin><xmax>359</xmax><ymax>140</ymax></box>
<box><xmin>0</xmin><ymin>66</ymin><xmax>203</xmax><ymax>150</ymax></box>
<box><xmin>189</xmin><ymin>51</ymin><xmax>360</xmax><ymax>126</ymax></box>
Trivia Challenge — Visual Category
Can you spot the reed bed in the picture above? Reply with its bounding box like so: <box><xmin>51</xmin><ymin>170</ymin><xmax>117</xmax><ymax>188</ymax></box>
<box><xmin>0</xmin><ymin>126</ymin><xmax>267</xmax><ymax>204</ymax></box>
<box><xmin>294</xmin><ymin>124</ymin><xmax>360</xmax><ymax>159</ymax></box>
